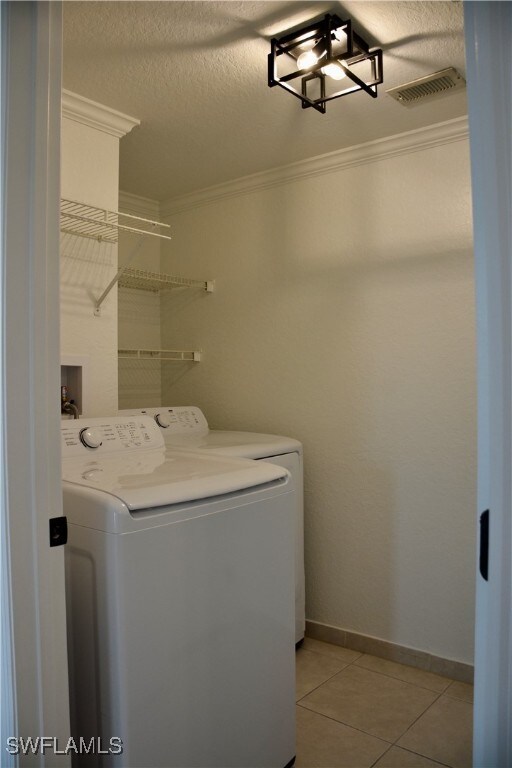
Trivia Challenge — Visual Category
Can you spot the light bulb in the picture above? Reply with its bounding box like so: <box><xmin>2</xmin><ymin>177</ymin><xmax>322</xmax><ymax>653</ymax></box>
<box><xmin>321</xmin><ymin>62</ymin><xmax>346</xmax><ymax>80</ymax></box>
<box><xmin>297</xmin><ymin>50</ymin><xmax>318</xmax><ymax>70</ymax></box>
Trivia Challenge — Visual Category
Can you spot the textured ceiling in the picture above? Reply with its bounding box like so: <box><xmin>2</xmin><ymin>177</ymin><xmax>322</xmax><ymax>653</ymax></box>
<box><xmin>63</xmin><ymin>1</ymin><xmax>467</xmax><ymax>202</ymax></box>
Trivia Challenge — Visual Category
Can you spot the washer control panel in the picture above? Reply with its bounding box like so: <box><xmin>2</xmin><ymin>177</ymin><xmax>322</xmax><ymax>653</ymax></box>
<box><xmin>61</xmin><ymin>416</ymin><xmax>165</xmax><ymax>457</ymax></box>
<box><xmin>120</xmin><ymin>406</ymin><xmax>209</xmax><ymax>435</ymax></box>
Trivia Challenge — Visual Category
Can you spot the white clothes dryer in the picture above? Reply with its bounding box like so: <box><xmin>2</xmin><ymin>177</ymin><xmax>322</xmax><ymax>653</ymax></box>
<box><xmin>62</xmin><ymin>416</ymin><xmax>296</xmax><ymax>768</ymax></box>
<box><xmin>119</xmin><ymin>406</ymin><xmax>305</xmax><ymax>644</ymax></box>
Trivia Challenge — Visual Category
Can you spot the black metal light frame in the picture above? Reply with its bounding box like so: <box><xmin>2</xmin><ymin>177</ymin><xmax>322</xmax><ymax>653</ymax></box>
<box><xmin>268</xmin><ymin>13</ymin><xmax>383</xmax><ymax>114</ymax></box>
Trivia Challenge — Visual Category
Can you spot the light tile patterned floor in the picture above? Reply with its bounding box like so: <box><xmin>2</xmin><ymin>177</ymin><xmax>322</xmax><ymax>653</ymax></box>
<box><xmin>295</xmin><ymin>638</ymin><xmax>473</xmax><ymax>768</ymax></box>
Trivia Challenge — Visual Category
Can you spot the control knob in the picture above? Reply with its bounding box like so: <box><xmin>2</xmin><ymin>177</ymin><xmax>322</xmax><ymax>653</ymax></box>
<box><xmin>155</xmin><ymin>412</ymin><xmax>171</xmax><ymax>429</ymax></box>
<box><xmin>79</xmin><ymin>427</ymin><xmax>103</xmax><ymax>449</ymax></box>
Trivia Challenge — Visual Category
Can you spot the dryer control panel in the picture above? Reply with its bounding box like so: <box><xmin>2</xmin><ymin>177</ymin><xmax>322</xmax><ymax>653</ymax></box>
<box><xmin>119</xmin><ymin>406</ymin><xmax>209</xmax><ymax>435</ymax></box>
<box><xmin>61</xmin><ymin>416</ymin><xmax>165</xmax><ymax>457</ymax></box>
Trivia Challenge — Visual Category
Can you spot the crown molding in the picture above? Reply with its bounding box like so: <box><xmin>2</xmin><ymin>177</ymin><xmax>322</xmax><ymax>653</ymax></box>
<box><xmin>118</xmin><ymin>191</ymin><xmax>160</xmax><ymax>218</ymax></box>
<box><xmin>62</xmin><ymin>90</ymin><xmax>140</xmax><ymax>139</ymax></box>
<box><xmin>161</xmin><ymin>116</ymin><xmax>468</xmax><ymax>218</ymax></box>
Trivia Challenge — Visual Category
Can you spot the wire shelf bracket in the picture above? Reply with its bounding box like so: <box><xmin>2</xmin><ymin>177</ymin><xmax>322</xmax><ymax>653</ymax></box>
<box><xmin>118</xmin><ymin>267</ymin><xmax>214</xmax><ymax>294</ymax></box>
<box><xmin>61</xmin><ymin>200</ymin><xmax>214</xmax><ymax>316</ymax></box>
<box><xmin>60</xmin><ymin>198</ymin><xmax>172</xmax><ymax>243</ymax></box>
<box><xmin>118</xmin><ymin>349</ymin><xmax>202</xmax><ymax>362</ymax></box>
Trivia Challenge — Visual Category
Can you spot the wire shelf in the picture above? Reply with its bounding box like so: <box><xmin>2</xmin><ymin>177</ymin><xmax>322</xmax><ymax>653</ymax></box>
<box><xmin>118</xmin><ymin>349</ymin><xmax>202</xmax><ymax>362</ymax></box>
<box><xmin>60</xmin><ymin>198</ymin><xmax>172</xmax><ymax>243</ymax></box>
<box><xmin>118</xmin><ymin>268</ymin><xmax>214</xmax><ymax>293</ymax></box>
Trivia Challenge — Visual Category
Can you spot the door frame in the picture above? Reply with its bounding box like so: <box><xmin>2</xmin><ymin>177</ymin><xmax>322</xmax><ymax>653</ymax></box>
<box><xmin>1</xmin><ymin>2</ymin><xmax>70</xmax><ymax>763</ymax></box>
<box><xmin>464</xmin><ymin>2</ymin><xmax>512</xmax><ymax>764</ymax></box>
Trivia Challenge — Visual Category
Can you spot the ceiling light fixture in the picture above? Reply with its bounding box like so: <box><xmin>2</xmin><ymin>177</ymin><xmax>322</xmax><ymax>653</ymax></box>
<box><xmin>268</xmin><ymin>13</ymin><xmax>383</xmax><ymax>114</ymax></box>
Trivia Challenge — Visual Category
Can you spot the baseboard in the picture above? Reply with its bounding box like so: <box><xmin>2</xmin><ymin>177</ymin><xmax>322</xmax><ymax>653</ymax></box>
<box><xmin>305</xmin><ymin>620</ymin><xmax>474</xmax><ymax>685</ymax></box>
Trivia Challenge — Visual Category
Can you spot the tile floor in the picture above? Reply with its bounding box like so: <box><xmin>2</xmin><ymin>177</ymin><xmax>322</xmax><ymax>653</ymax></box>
<box><xmin>295</xmin><ymin>638</ymin><xmax>473</xmax><ymax>768</ymax></box>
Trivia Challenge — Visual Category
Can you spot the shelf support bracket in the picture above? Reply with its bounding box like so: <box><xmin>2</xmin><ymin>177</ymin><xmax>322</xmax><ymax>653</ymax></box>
<box><xmin>94</xmin><ymin>233</ymin><xmax>149</xmax><ymax>316</ymax></box>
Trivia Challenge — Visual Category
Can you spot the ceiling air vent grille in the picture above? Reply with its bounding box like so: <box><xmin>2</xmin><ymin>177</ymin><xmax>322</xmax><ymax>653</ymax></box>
<box><xmin>386</xmin><ymin>68</ymin><xmax>465</xmax><ymax>105</ymax></box>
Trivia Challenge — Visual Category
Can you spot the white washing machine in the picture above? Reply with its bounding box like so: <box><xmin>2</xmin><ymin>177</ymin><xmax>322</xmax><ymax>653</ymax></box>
<box><xmin>62</xmin><ymin>416</ymin><xmax>296</xmax><ymax>768</ymax></box>
<box><xmin>119</xmin><ymin>406</ymin><xmax>305</xmax><ymax>644</ymax></box>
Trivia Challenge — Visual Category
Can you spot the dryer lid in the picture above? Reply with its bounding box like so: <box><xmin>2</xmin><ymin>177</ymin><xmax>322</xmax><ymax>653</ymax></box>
<box><xmin>163</xmin><ymin>430</ymin><xmax>302</xmax><ymax>458</ymax></box>
<box><xmin>118</xmin><ymin>407</ymin><xmax>302</xmax><ymax>457</ymax></box>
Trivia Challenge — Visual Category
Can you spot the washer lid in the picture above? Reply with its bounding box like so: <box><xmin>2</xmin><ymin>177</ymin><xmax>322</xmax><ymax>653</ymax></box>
<box><xmin>62</xmin><ymin>449</ymin><xmax>288</xmax><ymax>510</ymax></box>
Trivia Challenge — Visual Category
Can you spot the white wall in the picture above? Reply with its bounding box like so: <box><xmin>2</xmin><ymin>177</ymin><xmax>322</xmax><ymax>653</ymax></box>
<box><xmin>60</xmin><ymin>95</ymin><xmax>138</xmax><ymax>416</ymax></box>
<box><xmin>159</xmin><ymin>119</ymin><xmax>476</xmax><ymax>665</ymax></box>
